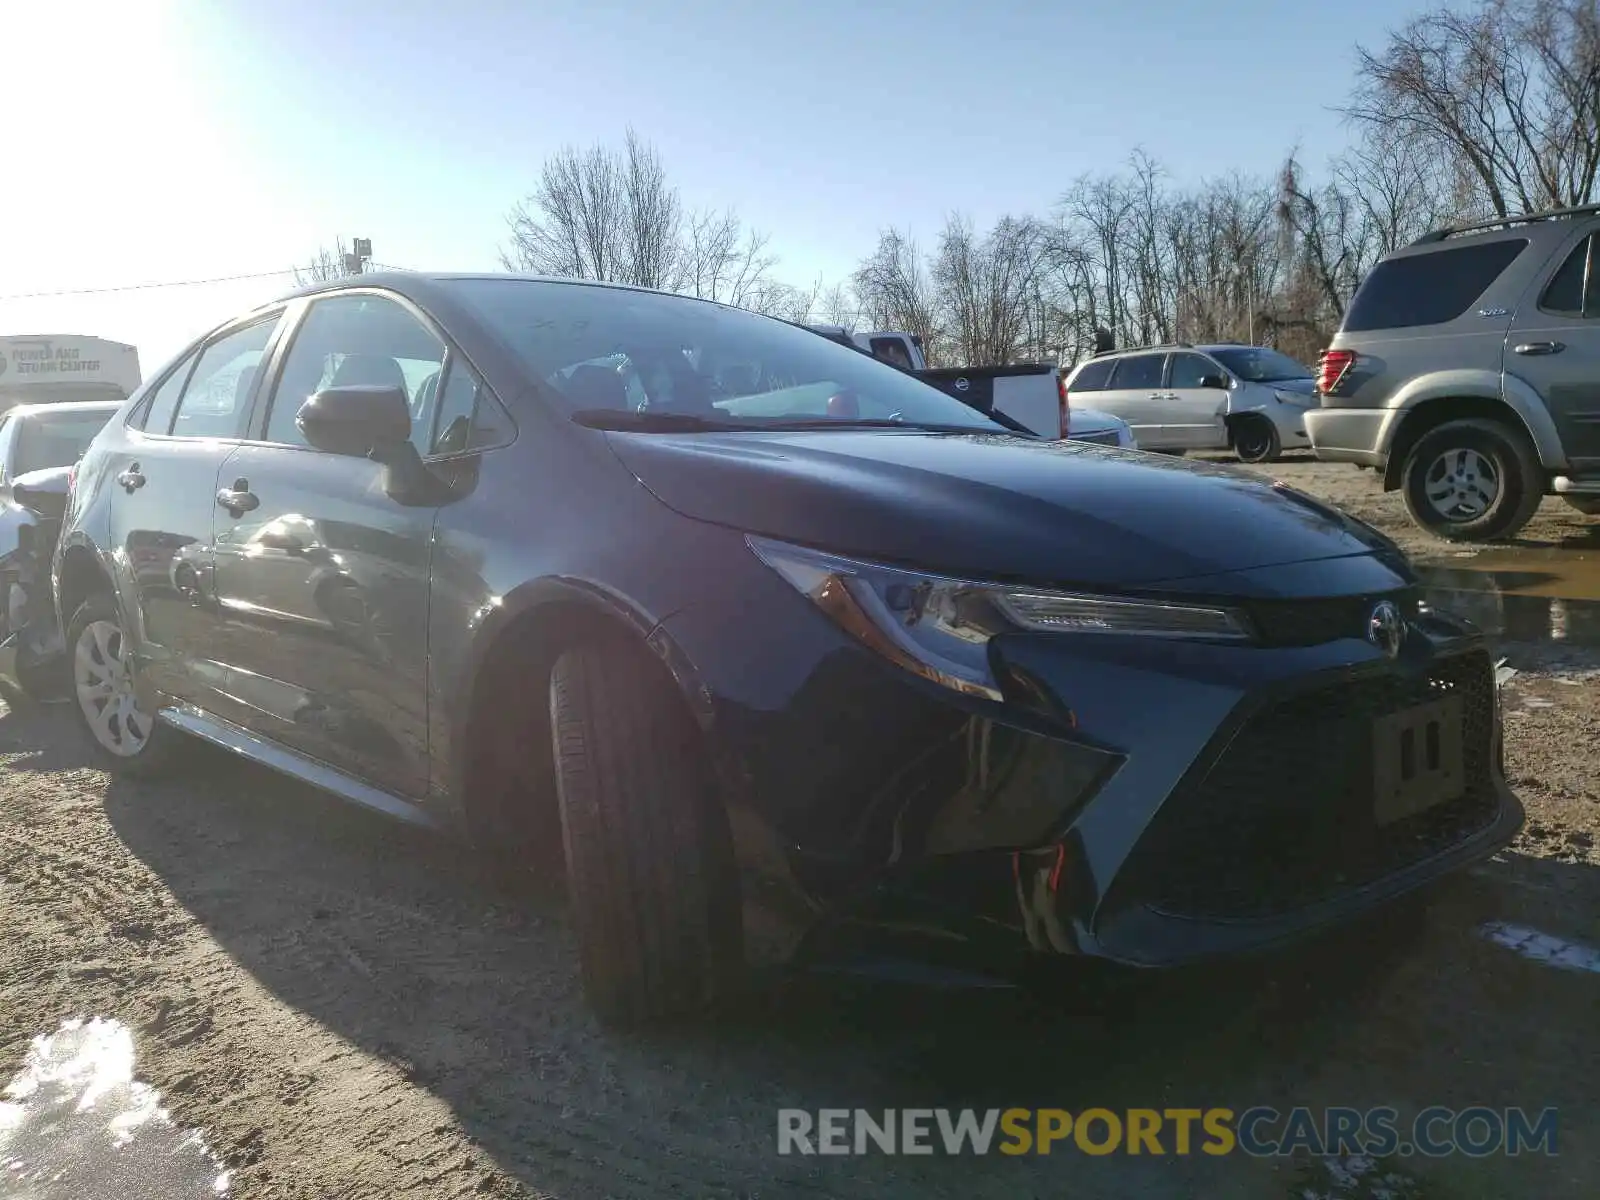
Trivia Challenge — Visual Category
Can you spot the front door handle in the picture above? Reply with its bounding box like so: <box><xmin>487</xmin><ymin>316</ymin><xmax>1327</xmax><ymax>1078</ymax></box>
<box><xmin>1513</xmin><ymin>341</ymin><xmax>1564</xmax><ymax>355</ymax></box>
<box><xmin>216</xmin><ymin>478</ymin><xmax>259</xmax><ymax>517</ymax></box>
<box><xmin>116</xmin><ymin>464</ymin><xmax>146</xmax><ymax>493</ymax></box>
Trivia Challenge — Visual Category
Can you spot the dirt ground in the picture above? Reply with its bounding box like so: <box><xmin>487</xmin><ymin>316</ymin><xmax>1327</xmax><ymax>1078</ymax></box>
<box><xmin>1</xmin><ymin>457</ymin><xmax>1597</xmax><ymax>1199</ymax></box>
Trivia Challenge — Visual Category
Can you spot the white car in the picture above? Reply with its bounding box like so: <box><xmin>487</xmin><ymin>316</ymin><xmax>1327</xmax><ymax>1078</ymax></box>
<box><xmin>1062</xmin><ymin>343</ymin><xmax>1316</xmax><ymax>462</ymax></box>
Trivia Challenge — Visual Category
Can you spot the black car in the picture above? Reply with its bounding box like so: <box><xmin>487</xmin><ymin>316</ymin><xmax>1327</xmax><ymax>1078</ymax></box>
<box><xmin>55</xmin><ymin>274</ymin><xmax>1523</xmax><ymax>1023</ymax></box>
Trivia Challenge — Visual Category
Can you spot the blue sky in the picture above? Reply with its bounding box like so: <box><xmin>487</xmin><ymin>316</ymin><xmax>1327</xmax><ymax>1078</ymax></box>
<box><xmin>1</xmin><ymin>0</ymin><xmax>1433</xmax><ymax>373</ymax></box>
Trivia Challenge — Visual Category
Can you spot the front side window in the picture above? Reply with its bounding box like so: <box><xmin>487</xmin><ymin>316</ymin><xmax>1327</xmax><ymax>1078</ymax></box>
<box><xmin>264</xmin><ymin>293</ymin><xmax>445</xmax><ymax>448</ymax></box>
<box><xmin>170</xmin><ymin>316</ymin><xmax>279</xmax><ymax>440</ymax></box>
<box><xmin>426</xmin><ymin>359</ymin><xmax>512</xmax><ymax>456</ymax></box>
<box><xmin>1168</xmin><ymin>353</ymin><xmax>1223</xmax><ymax>389</ymax></box>
<box><xmin>442</xmin><ymin>279</ymin><xmax>1008</xmax><ymax>432</ymax></box>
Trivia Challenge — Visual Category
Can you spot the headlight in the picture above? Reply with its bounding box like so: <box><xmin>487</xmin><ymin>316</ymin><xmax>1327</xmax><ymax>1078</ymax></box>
<box><xmin>748</xmin><ymin>536</ymin><xmax>1252</xmax><ymax>701</ymax></box>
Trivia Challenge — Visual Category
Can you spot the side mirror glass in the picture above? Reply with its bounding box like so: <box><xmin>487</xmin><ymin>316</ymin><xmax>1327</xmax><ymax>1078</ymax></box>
<box><xmin>297</xmin><ymin>385</ymin><xmax>411</xmax><ymax>457</ymax></box>
<box><xmin>1198</xmin><ymin>373</ymin><xmax>1229</xmax><ymax>390</ymax></box>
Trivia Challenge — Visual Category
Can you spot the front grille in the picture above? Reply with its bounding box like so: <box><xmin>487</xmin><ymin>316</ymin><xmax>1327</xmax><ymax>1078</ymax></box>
<box><xmin>1115</xmin><ymin>650</ymin><xmax>1499</xmax><ymax>920</ymax></box>
<box><xmin>1247</xmin><ymin>587</ymin><xmax>1423</xmax><ymax>647</ymax></box>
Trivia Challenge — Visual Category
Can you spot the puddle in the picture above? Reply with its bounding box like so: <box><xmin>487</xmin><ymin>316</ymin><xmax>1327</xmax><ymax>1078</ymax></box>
<box><xmin>0</xmin><ymin>1018</ymin><xmax>231</xmax><ymax>1199</ymax></box>
<box><xmin>1415</xmin><ymin>548</ymin><xmax>1600</xmax><ymax>646</ymax></box>
<box><xmin>1480</xmin><ymin>922</ymin><xmax>1600</xmax><ymax>975</ymax></box>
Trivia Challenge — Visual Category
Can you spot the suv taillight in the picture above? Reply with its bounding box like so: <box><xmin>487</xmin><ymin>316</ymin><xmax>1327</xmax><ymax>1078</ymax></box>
<box><xmin>1316</xmin><ymin>349</ymin><xmax>1358</xmax><ymax>395</ymax></box>
<box><xmin>1058</xmin><ymin>372</ymin><xmax>1071</xmax><ymax>438</ymax></box>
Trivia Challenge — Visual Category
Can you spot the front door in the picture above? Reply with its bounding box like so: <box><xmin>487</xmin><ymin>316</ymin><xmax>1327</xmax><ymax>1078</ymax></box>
<box><xmin>1505</xmin><ymin>226</ymin><xmax>1600</xmax><ymax>471</ymax></box>
<box><xmin>1163</xmin><ymin>351</ymin><xmax>1231</xmax><ymax>449</ymax></box>
<box><xmin>101</xmin><ymin>312</ymin><xmax>282</xmax><ymax>711</ymax></box>
<box><xmin>207</xmin><ymin>292</ymin><xmax>442</xmax><ymax>797</ymax></box>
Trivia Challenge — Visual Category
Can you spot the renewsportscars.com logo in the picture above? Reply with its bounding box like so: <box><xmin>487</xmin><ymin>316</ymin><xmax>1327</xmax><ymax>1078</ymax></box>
<box><xmin>777</xmin><ymin>1106</ymin><xmax>1558</xmax><ymax>1158</ymax></box>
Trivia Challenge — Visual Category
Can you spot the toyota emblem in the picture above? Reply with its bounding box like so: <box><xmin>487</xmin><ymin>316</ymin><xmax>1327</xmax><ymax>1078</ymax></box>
<box><xmin>1366</xmin><ymin>600</ymin><xmax>1405</xmax><ymax>659</ymax></box>
<box><xmin>954</xmin><ymin>377</ymin><xmax>970</xmax><ymax>392</ymax></box>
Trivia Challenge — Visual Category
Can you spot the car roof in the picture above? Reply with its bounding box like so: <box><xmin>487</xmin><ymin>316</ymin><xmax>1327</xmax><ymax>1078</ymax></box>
<box><xmin>273</xmin><ymin>270</ymin><xmax>708</xmax><ymax>307</ymax></box>
<box><xmin>3</xmin><ymin>400</ymin><xmax>124</xmax><ymax>419</ymax></box>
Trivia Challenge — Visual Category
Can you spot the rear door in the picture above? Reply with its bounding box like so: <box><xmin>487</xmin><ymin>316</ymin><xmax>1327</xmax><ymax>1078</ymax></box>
<box><xmin>1096</xmin><ymin>353</ymin><xmax>1173</xmax><ymax>447</ymax></box>
<box><xmin>1163</xmin><ymin>352</ymin><xmax>1231</xmax><ymax>449</ymax></box>
<box><xmin>1506</xmin><ymin>226</ymin><xmax>1600</xmax><ymax>472</ymax></box>
<box><xmin>101</xmin><ymin>311</ymin><xmax>285</xmax><ymax>710</ymax></box>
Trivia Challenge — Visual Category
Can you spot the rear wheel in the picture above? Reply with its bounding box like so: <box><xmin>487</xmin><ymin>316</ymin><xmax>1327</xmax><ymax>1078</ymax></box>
<box><xmin>549</xmin><ymin>632</ymin><xmax>742</xmax><ymax>1025</ymax></box>
<box><xmin>1401</xmin><ymin>418</ymin><xmax>1544</xmax><ymax>542</ymax></box>
<box><xmin>1232</xmin><ymin>416</ymin><xmax>1281</xmax><ymax>464</ymax></box>
<box><xmin>67</xmin><ymin>593</ymin><xmax>187</xmax><ymax>776</ymax></box>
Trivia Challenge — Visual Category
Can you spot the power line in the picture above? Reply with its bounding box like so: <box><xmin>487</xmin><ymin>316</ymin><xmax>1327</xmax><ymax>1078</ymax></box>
<box><xmin>0</xmin><ymin>267</ymin><xmax>301</xmax><ymax>303</ymax></box>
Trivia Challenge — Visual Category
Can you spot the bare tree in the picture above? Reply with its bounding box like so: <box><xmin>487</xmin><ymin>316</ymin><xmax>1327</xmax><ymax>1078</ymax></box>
<box><xmin>501</xmin><ymin>129</ymin><xmax>683</xmax><ymax>287</ymax></box>
<box><xmin>1346</xmin><ymin>0</ymin><xmax>1600</xmax><ymax>219</ymax></box>
<box><xmin>851</xmin><ymin>229</ymin><xmax>942</xmax><ymax>357</ymax></box>
<box><xmin>295</xmin><ymin>239</ymin><xmax>353</xmax><ymax>286</ymax></box>
<box><xmin>676</xmin><ymin>209</ymin><xmax>780</xmax><ymax>305</ymax></box>
<box><xmin>933</xmin><ymin>214</ymin><xmax>1048</xmax><ymax>365</ymax></box>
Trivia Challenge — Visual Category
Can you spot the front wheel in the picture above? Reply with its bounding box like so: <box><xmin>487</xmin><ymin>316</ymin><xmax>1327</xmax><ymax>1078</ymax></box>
<box><xmin>1401</xmin><ymin>418</ymin><xmax>1545</xmax><ymax>542</ymax></box>
<box><xmin>550</xmin><ymin>632</ymin><xmax>742</xmax><ymax>1025</ymax></box>
<box><xmin>1232</xmin><ymin>415</ymin><xmax>1282</xmax><ymax>464</ymax></box>
<box><xmin>67</xmin><ymin>592</ymin><xmax>187</xmax><ymax>775</ymax></box>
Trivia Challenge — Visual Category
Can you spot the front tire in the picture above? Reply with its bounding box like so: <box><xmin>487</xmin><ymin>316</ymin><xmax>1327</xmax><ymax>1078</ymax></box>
<box><xmin>1232</xmin><ymin>415</ymin><xmax>1281</xmax><ymax>464</ymax></box>
<box><xmin>67</xmin><ymin>592</ymin><xmax>186</xmax><ymax>776</ymax></box>
<box><xmin>550</xmin><ymin>632</ymin><xmax>742</xmax><ymax>1025</ymax></box>
<box><xmin>1401</xmin><ymin>418</ymin><xmax>1544</xmax><ymax>542</ymax></box>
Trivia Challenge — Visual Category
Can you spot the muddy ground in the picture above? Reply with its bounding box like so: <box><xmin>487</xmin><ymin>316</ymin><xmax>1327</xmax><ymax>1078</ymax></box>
<box><xmin>1</xmin><ymin>457</ymin><xmax>1597</xmax><ymax>1199</ymax></box>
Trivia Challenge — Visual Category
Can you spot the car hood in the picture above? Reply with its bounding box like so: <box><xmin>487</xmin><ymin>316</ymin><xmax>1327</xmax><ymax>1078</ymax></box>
<box><xmin>1268</xmin><ymin>377</ymin><xmax>1317</xmax><ymax>396</ymax></box>
<box><xmin>604</xmin><ymin>429</ymin><xmax>1403</xmax><ymax>591</ymax></box>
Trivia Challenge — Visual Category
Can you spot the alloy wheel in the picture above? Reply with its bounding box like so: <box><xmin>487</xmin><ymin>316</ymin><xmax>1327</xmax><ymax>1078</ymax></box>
<box><xmin>1422</xmin><ymin>448</ymin><xmax>1500</xmax><ymax>521</ymax></box>
<box><xmin>74</xmin><ymin>617</ymin><xmax>152</xmax><ymax>757</ymax></box>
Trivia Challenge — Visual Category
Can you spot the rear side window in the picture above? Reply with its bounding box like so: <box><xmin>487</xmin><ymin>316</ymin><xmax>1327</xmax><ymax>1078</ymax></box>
<box><xmin>1068</xmin><ymin>358</ymin><xmax>1115</xmax><ymax>391</ymax></box>
<box><xmin>1108</xmin><ymin>354</ymin><xmax>1165</xmax><ymax>390</ymax></box>
<box><xmin>136</xmin><ymin>351</ymin><xmax>199</xmax><ymax>435</ymax></box>
<box><xmin>1343</xmin><ymin>239</ymin><xmax>1528</xmax><ymax>332</ymax></box>
<box><xmin>1539</xmin><ymin>233</ymin><xmax>1597</xmax><ymax>318</ymax></box>
<box><xmin>170</xmin><ymin>317</ymin><xmax>279</xmax><ymax>440</ymax></box>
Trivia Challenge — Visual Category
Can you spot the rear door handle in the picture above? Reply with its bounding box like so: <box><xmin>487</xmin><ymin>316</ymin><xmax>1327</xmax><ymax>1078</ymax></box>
<box><xmin>216</xmin><ymin>478</ymin><xmax>259</xmax><ymax>517</ymax></box>
<box><xmin>116</xmin><ymin>465</ymin><xmax>145</xmax><ymax>493</ymax></box>
<box><xmin>1513</xmin><ymin>341</ymin><xmax>1564</xmax><ymax>355</ymax></box>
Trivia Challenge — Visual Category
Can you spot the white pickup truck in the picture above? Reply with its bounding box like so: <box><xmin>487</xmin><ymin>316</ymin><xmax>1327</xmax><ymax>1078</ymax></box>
<box><xmin>0</xmin><ymin>335</ymin><xmax>141</xmax><ymax>415</ymax></box>
<box><xmin>803</xmin><ymin>325</ymin><xmax>1136</xmax><ymax>448</ymax></box>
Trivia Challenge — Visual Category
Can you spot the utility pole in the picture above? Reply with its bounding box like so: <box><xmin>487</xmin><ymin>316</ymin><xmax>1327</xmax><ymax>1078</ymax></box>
<box><xmin>344</xmin><ymin>238</ymin><xmax>372</xmax><ymax>275</ymax></box>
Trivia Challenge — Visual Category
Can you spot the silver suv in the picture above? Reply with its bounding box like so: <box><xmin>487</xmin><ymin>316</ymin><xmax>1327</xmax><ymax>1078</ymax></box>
<box><xmin>1308</xmin><ymin>203</ymin><xmax>1600</xmax><ymax>542</ymax></box>
<box><xmin>1062</xmin><ymin>342</ymin><xmax>1317</xmax><ymax>463</ymax></box>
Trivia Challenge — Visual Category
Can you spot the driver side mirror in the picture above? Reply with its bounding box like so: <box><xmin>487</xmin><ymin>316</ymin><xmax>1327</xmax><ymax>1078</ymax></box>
<box><xmin>297</xmin><ymin>385</ymin><xmax>412</xmax><ymax>457</ymax></box>
<box><xmin>1198</xmin><ymin>373</ymin><xmax>1229</xmax><ymax>390</ymax></box>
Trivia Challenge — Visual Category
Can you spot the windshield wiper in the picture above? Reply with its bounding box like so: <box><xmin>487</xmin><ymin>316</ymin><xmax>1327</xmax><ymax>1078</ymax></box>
<box><xmin>752</xmin><ymin>418</ymin><xmax>1005</xmax><ymax>434</ymax></box>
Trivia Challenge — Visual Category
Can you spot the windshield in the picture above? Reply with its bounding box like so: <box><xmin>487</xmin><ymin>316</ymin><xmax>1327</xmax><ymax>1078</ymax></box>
<box><xmin>1207</xmin><ymin>347</ymin><xmax>1313</xmax><ymax>384</ymax></box>
<box><xmin>13</xmin><ymin>410</ymin><xmax>116</xmax><ymax>475</ymax></box>
<box><xmin>443</xmin><ymin>279</ymin><xmax>1006</xmax><ymax>432</ymax></box>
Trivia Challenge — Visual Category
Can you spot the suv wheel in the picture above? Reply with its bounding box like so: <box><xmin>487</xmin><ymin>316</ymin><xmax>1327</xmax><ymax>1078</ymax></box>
<box><xmin>68</xmin><ymin>592</ymin><xmax>186</xmax><ymax>775</ymax></box>
<box><xmin>1232</xmin><ymin>415</ymin><xmax>1281</xmax><ymax>464</ymax></box>
<box><xmin>549</xmin><ymin>632</ymin><xmax>742</xmax><ymax>1025</ymax></box>
<box><xmin>1401</xmin><ymin>418</ymin><xmax>1544</xmax><ymax>542</ymax></box>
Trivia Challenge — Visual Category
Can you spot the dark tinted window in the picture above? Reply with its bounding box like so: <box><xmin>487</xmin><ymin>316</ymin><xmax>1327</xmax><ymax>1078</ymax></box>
<box><xmin>1109</xmin><ymin>354</ymin><xmax>1165</xmax><ymax>390</ymax></box>
<box><xmin>1343</xmin><ymin>239</ymin><xmax>1528</xmax><ymax>332</ymax></box>
<box><xmin>1168</xmin><ymin>353</ymin><xmax>1220</xmax><ymax>389</ymax></box>
<box><xmin>1068</xmin><ymin>358</ymin><xmax>1114</xmax><ymax>391</ymax></box>
<box><xmin>171</xmin><ymin>317</ymin><xmax>278</xmax><ymax>440</ymax></box>
<box><xmin>1539</xmin><ymin>235</ymin><xmax>1595</xmax><ymax>317</ymax></box>
<box><xmin>14</xmin><ymin>410</ymin><xmax>116</xmax><ymax>474</ymax></box>
<box><xmin>135</xmin><ymin>352</ymin><xmax>198</xmax><ymax>434</ymax></box>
